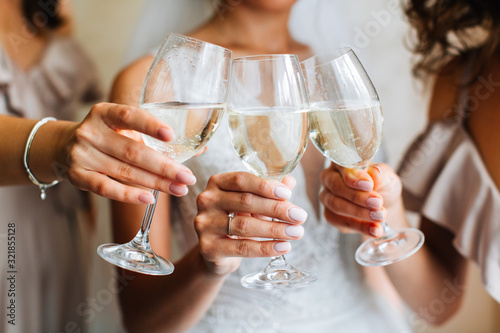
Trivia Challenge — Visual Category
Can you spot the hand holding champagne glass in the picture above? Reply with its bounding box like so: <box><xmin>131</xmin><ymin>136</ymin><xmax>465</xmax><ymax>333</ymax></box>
<box><xmin>97</xmin><ymin>33</ymin><xmax>232</xmax><ymax>275</ymax></box>
<box><xmin>301</xmin><ymin>48</ymin><xmax>424</xmax><ymax>266</ymax></box>
<box><xmin>228</xmin><ymin>54</ymin><xmax>317</xmax><ymax>289</ymax></box>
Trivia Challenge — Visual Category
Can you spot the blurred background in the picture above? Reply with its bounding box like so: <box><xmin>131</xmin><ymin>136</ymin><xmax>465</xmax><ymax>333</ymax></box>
<box><xmin>72</xmin><ymin>0</ymin><xmax>500</xmax><ymax>332</ymax></box>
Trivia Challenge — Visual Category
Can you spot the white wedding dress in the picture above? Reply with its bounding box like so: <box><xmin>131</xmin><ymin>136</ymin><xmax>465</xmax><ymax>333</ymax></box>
<box><xmin>169</xmin><ymin>113</ymin><xmax>410</xmax><ymax>333</ymax></box>
<box><xmin>124</xmin><ymin>1</ymin><xmax>418</xmax><ymax>331</ymax></box>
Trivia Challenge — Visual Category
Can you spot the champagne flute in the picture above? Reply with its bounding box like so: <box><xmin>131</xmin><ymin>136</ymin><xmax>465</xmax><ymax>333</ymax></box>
<box><xmin>301</xmin><ymin>48</ymin><xmax>424</xmax><ymax>266</ymax></box>
<box><xmin>97</xmin><ymin>33</ymin><xmax>232</xmax><ymax>275</ymax></box>
<box><xmin>228</xmin><ymin>54</ymin><xmax>317</xmax><ymax>289</ymax></box>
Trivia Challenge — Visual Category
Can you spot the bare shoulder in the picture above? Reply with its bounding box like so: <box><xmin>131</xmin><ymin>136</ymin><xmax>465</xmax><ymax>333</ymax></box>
<box><xmin>467</xmin><ymin>61</ymin><xmax>500</xmax><ymax>189</ymax></box>
<box><xmin>427</xmin><ymin>60</ymin><xmax>463</xmax><ymax>123</ymax></box>
<box><xmin>427</xmin><ymin>57</ymin><xmax>500</xmax><ymax>187</ymax></box>
<box><xmin>109</xmin><ymin>55</ymin><xmax>155</xmax><ymax>106</ymax></box>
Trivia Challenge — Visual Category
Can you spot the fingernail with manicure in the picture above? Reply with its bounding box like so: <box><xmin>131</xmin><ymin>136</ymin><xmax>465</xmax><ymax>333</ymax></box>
<box><xmin>274</xmin><ymin>242</ymin><xmax>291</xmax><ymax>252</ymax></box>
<box><xmin>169</xmin><ymin>183</ymin><xmax>188</xmax><ymax>196</ymax></box>
<box><xmin>369</xmin><ymin>210</ymin><xmax>385</xmax><ymax>221</ymax></box>
<box><xmin>358</xmin><ymin>180</ymin><xmax>373</xmax><ymax>191</ymax></box>
<box><xmin>176</xmin><ymin>171</ymin><xmax>196</xmax><ymax>185</ymax></box>
<box><xmin>158</xmin><ymin>127</ymin><xmax>175</xmax><ymax>141</ymax></box>
<box><xmin>366</xmin><ymin>197</ymin><xmax>382</xmax><ymax>209</ymax></box>
<box><xmin>288</xmin><ymin>207</ymin><xmax>308</xmax><ymax>222</ymax></box>
<box><xmin>369</xmin><ymin>226</ymin><xmax>382</xmax><ymax>237</ymax></box>
<box><xmin>274</xmin><ymin>186</ymin><xmax>292</xmax><ymax>199</ymax></box>
<box><xmin>139</xmin><ymin>193</ymin><xmax>155</xmax><ymax>204</ymax></box>
<box><xmin>285</xmin><ymin>225</ymin><xmax>304</xmax><ymax>238</ymax></box>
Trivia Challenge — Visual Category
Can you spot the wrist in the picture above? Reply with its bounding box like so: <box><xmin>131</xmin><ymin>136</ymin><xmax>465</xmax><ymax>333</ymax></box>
<box><xmin>29</xmin><ymin>120</ymin><xmax>77</xmax><ymax>183</ymax></box>
<box><xmin>385</xmin><ymin>198</ymin><xmax>410</xmax><ymax>229</ymax></box>
<box><xmin>194</xmin><ymin>247</ymin><xmax>235</xmax><ymax>281</ymax></box>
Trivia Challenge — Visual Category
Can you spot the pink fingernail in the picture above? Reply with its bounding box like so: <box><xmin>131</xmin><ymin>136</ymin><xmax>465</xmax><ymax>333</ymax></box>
<box><xmin>358</xmin><ymin>180</ymin><xmax>373</xmax><ymax>191</ymax></box>
<box><xmin>139</xmin><ymin>193</ymin><xmax>155</xmax><ymax>204</ymax></box>
<box><xmin>285</xmin><ymin>225</ymin><xmax>304</xmax><ymax>238</ymax></box>
<box><xmin>288</xmin><ymin>207</ymin><xmax>308</xmax><ymax>222</ymax></box>
<box><xmin>169</xmin><ymin>183</ymin><xmax>188</xmax><ymax>196</ymax></box>
<box><xmin>274</xmin><ymin>186</ymin><xmax>292</xmax><ymax>199</ymax></box>
<box><xmin>274</xmin><ymin>242</ymin><xmax>291</xmax><ymax>252</ymax></box>
<box><xmin>366</xmin><ymin>197</ymin><xmax>382</xmax><ymax>209</ymax></box>
<box><xmin>369</xmin><ymin>226</ymin><xmax>382</xmax><ymax>237</ymax></box>
<box><xmin>158</xmin><ymin>127</ymin><xmax>175</xmax><ymax>141</ymax></box>
<box><xmin>176</xmin><ymin>171</ymin><xmax>196</xmax><ymax>185</ymax></box>
<box><xmin>369</xmin><ymin>210</ymin><xmax>385</xmax><ymax>221</ymax></box>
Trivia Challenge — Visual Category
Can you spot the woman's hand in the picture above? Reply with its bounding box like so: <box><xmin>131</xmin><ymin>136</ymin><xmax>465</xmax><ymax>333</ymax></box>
<box><xmin>194</xmin><ymin>172</ymin><xmax>307</xmax><ymax>277</ymax></box>
<box><xmin>319</xmin><ymin>163</ymin><xmax>402</xmax><ymax>237</ymax></box>
<box><xmin>60</xmin><ymin>102</ymin><xmax>196</xmax><ymax>204</ymax></box>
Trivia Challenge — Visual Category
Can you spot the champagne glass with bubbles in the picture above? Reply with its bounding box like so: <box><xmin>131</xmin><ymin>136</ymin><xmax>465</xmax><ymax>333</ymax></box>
<box><xmin>228</xmin><ymin>54</ymin><xmax>317</xmax><ymax>289</ymax></box>
<box><xmin>97</xmin><ymin>33</ymin><xmax>232</xmax><ymax>275</ymax></box>
<box><xmin>301</xmin><ymin>48</ymin><xmax>424</xmax><ymax>266</ymax></box>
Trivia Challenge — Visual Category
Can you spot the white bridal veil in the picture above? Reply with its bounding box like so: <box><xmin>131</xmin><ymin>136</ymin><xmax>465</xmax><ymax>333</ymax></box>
<box><xmin>124</xmin><ymin>0</ymin><xmax>428</xmax><ymax>166</ymax></box>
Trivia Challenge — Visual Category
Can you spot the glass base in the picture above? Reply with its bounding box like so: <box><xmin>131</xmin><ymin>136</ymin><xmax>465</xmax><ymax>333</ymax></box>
<box><xmin>241</xmin><ymin>263</ymin><xmax>317</xmax><ymax>290</ymax></box>
<box><xmin>355</xmin><ymin>228</ymin><xmax>424</xmax><ymax>266</ymax></box>
<box><xmin>97</xmin><ymin>242</ymin><xmax>174</xmax><ymax>276</ymax></box>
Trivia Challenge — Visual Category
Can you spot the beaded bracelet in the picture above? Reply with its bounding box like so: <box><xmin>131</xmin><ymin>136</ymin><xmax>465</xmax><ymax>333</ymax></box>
<box><xmin>23</xmin><ymin>117</ymin><xmax>60</xmax><ymax>200</ymax></box>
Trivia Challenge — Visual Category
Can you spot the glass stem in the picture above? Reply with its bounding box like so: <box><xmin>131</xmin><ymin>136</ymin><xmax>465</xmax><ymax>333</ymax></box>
<box><xmin>265</xmin><ymin>255</ymin><xmax>293</xmax><ymax>272</ymax></box>
<box><xmin>264</xmin><ymin>216</ymin><xmax>294</xmax><ymax>272</ymax></box>
<box><xmin>379</xmin><ymin>220</ymin><xmax>397</xmax><ymax>240</ymax></box>
<box><xmin>131</xmin><ymin>189</ymin><xmax>159</xmax><ymax>251</ymax></box>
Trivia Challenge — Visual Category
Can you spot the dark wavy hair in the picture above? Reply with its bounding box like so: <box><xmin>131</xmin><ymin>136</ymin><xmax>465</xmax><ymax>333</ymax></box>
<box><xmin>405</xmin><ymin>0</ymin><xmax>500</xmax><ymax>82</ymax></box>
<box><xmin>22</xmin><ymin>0</ymin><xmax>63</xmax><ymax>31</ymax></box>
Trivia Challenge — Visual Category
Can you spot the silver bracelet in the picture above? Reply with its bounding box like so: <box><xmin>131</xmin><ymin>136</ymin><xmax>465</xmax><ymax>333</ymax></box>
<box><xmin>23</xmin><ymin>117</ymin><xmax>60</xmax><ymax>200</ymax></box>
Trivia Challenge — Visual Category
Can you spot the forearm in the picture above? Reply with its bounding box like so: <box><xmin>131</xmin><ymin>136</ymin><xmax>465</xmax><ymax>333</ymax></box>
<box><xmin>0</xmin><ymin>115</ymin><xmax>76</xmax><ymax>185</ymax></box>
<box><xmin>120</xmin><ymin>245</ymin><xmax>227</xmax><ymax>332</ymax></box>
<box><xmin>320</xmin><ymin>163</ymin><xmax>466</xmax><ymax>324</ymax></box>
<box><xmin>382</xmin><ymin>201</ymin><xmax>466</xmax><ymax>325</ymax></box>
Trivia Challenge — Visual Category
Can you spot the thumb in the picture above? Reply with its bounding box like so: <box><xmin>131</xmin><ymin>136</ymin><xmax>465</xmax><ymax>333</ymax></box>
<box><xmin>282</xmin><ymin>175</ymin><xmax>297</xmax><ymax>191</ymax></box>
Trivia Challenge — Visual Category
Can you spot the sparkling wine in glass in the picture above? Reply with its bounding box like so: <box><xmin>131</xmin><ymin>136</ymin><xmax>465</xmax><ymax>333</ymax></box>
<box><xmin>228</xmin><ymin>54</ymin><xmax>317</xmax><ymax>289</ymax></box>
<box><xmin>301</xmin><ymin>48</ymin><xmax>424</xmax><ymax>266</ymax></box>
<box><xmin>97</xmin><ymin>33</ymin><xmax>232</xmax><ymax>275</ymax></box>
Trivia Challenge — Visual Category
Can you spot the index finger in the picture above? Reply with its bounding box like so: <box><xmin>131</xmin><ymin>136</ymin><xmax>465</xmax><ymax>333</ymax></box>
<box><xmin>330</xmin><ymin>162</ymin><xmax>374</xmax><ymax>191</ymax></box>
<box><xmin>367</xmin><ymin>164</ymin><xmax>384</xmax><ymax>190</ymax></box>
<box><xmin>93</xmin><ymin>102</ymin><xmax>175</xmax><ymax>142</ymax></box>
<box><xmin>208</xmin><ymin>172</ymin><xmax>293</xmax><ymax>201</ymax></box>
